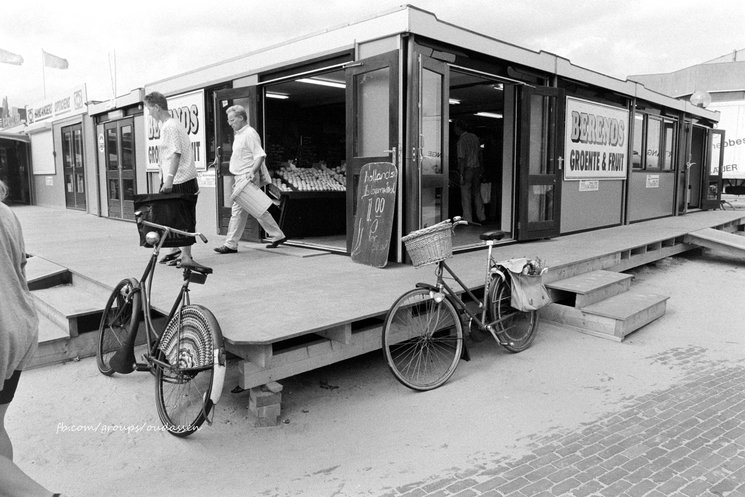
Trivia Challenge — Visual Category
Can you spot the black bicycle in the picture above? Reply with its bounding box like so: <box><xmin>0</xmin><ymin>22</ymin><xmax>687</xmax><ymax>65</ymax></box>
<box><xmin>382</xmin><ymin>218</ymin><xmax>546</xmax><ymax>391</ymax></box>
<box><xmin>96</xmin><ymin>212</ymin><xmax>226</xmax><ymax>437</ymax></box>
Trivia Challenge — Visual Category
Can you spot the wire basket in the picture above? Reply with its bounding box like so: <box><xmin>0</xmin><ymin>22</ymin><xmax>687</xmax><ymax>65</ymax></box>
<box><xmin>402</xmin><ymin>221</ymin><xmax>453</xmax><ymax>267</ymax></box>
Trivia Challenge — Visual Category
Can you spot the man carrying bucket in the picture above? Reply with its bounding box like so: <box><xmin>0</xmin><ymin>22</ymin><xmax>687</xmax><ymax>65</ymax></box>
<box><xmin>214</xmin><ymin>105</ymin><xmax>287</xmax><ymax>254</ymax></box>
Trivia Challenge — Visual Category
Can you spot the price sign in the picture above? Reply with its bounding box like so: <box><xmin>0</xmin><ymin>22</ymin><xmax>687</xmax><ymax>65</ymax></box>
<box><xmin>351</xmin><ymin>162</ymin><xmax>397</xmax><ymax>268</ymax></box>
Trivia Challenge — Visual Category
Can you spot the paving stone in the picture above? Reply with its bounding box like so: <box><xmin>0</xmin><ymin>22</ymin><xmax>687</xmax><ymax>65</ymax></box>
<box><xmin>390</xmin><ymin>366</ymin><xmax>745</xmax><ymax>496</ymax></box>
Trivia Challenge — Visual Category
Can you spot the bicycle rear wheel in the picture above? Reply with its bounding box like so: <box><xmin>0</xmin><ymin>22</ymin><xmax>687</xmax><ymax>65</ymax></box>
<box><xmin>97</xmin><ymin>278</ymin><xmax>141</xmax><ymax>376</ymax></box>
<box><xmin>489</xmin><ymin>275</ymin><xmax>538</xmax><ymax>352</ymax></box>
<box><xmin>155</xmin><ymin>305</ymin><xmax>225</xmax><ymax>437</ymax></box>
<box><xmin>382</xmin><ymin>288</ymin><xmax>463</xmax><ymax>391</ymax></box>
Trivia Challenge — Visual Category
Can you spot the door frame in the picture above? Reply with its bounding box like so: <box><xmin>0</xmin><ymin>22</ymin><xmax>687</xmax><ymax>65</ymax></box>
<box><xmin>345</xmin><ymin>50</ymin><xmax>400</xmax><ymax>257</ymax></box>
<box><xmin>701</xmin><ymin>128</ymin><xmax>725</xmax><ymax>210</ymax></box>
<box><xmin>61</xmin><ymin>122</ymin><xmax>87</xmax><ymax>211</ymax></box>
<box><xmin>517</xmin><ymin>85</ymin><xmax>564</xmax><ymax>240</ymax></box>
<box><xmin>213</xmin><ymin>86</ymin><xmax>261</xmax><ymax>239</ymax></box>
<box><xmin>407</xmin><ymin>51</ymin><xmax>449</xmax><ymax>232</ymax></box>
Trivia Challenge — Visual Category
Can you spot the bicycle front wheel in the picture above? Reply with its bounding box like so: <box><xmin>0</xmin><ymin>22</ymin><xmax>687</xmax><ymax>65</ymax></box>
<box><xmin>489</xmin><ymin>275</ymin><xmax>538</xmax><ymax>353</ymax></box>
<box><xmin>155</xmin><ymin>305</ymin><xmax>225</xmax><ymax>437</ymax></box>
<box><xmin>97</xmin><ymin>278</ymin><xmax>141</xmax><ymax>376</ymax></box>
<box><xmin>382</xmin><ymin>288</ymin><xmax>463</xmax><ymax>391</ymax></box>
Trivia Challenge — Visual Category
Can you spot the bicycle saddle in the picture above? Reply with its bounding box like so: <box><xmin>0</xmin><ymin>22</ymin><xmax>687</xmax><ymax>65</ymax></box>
<box><xmin>479</xmin><ymin>230</ymin><xmax>506</xmax><ymax>241</ymax></box>
<box><xmin>181</xmin><ymin>261</ymin><xmax>213</xmax><ymax>274</ymax></box>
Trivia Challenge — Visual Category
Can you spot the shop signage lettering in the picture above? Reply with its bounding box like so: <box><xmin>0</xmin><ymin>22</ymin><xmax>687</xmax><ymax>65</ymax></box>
<box><xmin>708</xmin><ymin>102</ymin><xmax>745</xmax><ymax>179</ymax></box>
<box><xmin>26</xmin><ymin>86</ymin><xmax>87</xmax><ymax>125</ymax></box>
<box><xmin>564</xmin><ymin>97</ymin><xmax>628</xmax><ymax>180</ymax></box>
<box><xmin>145</xmin><ymin>89</ymin><xmax>206</xmax><ymax>174</ymax></box>
<box><xmin>351</xmin><ymin>162</ymin><xmax>397</xmax><ymax>268</ymax></box>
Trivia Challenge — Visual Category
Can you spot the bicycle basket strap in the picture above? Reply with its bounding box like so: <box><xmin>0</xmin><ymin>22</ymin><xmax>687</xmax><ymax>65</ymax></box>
<box><xmin>510</xmin><ymin>273</ymin><xmax>551</xmax><ymax>312</ymax></box>
<box><xmin>159</xmin><ymin>306</ymin><xmax>214</xmax><ymax>369</ymax></box>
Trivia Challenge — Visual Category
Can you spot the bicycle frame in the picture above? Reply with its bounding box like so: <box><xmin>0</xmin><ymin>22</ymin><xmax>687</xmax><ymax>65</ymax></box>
<box><xmin>419</xmin><ymin>239</ymin><xmax>510</xmax><ymax>338</ymax></box>
<box><xmin>127</xmin><ymin>219</ymin><xmax>209</xmax><ymax>372</ymax></box>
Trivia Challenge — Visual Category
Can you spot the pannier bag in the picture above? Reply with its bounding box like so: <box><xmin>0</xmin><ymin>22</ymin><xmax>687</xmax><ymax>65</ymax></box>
<box><xmin>502</xmin><ymin>258</ymin><xmax>551</xmax><ymax>312</ymax></box>
<box><xmin>133</xmin><ymin>193</ymin><xmax>198</xmax><ymax>248</ymax></box>
<box><xmin>510</xmin><ymin>272</ymin><xmax>551</xmax><ymax>312</ymax></box>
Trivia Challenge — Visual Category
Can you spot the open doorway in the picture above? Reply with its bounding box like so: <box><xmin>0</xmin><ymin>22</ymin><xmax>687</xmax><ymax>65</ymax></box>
<box><xmin>448</xmin><ymin>69</ymin><xmax>514</xmax><ymax>248</ymax></box>
<box><xmin>262</xmin><ymin>69</ymin><xmax>347</xmax><ymax>251</ymax></box>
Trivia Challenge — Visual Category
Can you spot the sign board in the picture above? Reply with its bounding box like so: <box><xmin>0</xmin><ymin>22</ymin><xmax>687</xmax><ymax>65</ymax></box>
<box><xmin>709</xmin><ymin>101</ymin><xmax>745</xmax><ymax>179</ymax></box>
<box><xmin>578</xmin><ymin>180</ymin><xmax>599</xmax><ymax>192</ymax></box>
<box><xmin>145</xmin><ymin>89</ymin><xmax>206</xmax><ymax>173</ymax></box>
<box><xmin>646</xmin><ymin>174</ymin><xmax>660</xmax><ymax>188</ymax></box>
<box><xmin>351</xmin><ymin>162</ymin><xmax>397</xmax><ymax>268</ymax></box>
<box><xmin>564</xmin><ymin>97</ymin><xmax>629</xmax><ymax>180</ymax></box>
<box><xmin>26</xmin><ymin>85</ymin><xmax>87</xmax><ymax>125</ymax></box>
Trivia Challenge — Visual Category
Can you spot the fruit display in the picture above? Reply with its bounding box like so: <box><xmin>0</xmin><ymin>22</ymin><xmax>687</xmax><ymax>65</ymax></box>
<box><xmin>272</xmin><ymin>164</ymin><xmax>346</xmax><ymax>192</ymax></box>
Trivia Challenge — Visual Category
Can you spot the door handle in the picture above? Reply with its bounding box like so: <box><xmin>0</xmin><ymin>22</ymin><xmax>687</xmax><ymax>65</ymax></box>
<box><xmin>384</xmin><ymin>147</ymin><xmax>397</xmax><ymax>164</ymax></box>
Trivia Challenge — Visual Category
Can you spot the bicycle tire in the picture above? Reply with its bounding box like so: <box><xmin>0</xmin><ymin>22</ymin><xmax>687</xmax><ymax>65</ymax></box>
<box><xmin>155</xmin><ymin>304</ymin><xmax>226</xmax><ymax>437</ymax></box>
<box><xmin>97</xmin><ymin>278</ymin><xmax>141</xmax><ymax>376</ymax></box>
<box><xmin>488</xmin><ymin>274</ymin><xmax>538</xmax><ymax>353</ymax></box>
<box><xmin>382</xmin><ymin>288</ymin><xmax>463</xmax><ymax>391</ymax></box>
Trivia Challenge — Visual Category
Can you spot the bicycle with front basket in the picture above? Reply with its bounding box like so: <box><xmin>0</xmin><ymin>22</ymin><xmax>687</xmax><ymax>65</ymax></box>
<box><xmin>96</xmin><ymin>212</ymin><xmax>226</xmax><ymax>437</ymax></box>
<box><xmin>382</xmin><ymin>217</ymin><xmax>547</xmax><ymax>391</ymax></box>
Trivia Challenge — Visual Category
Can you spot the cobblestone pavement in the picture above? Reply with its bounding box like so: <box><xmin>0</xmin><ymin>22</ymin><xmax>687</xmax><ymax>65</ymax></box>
<box><xmin>384</xmin><ymin>362</ymin><xmax>745</xmax><ymax>497</ymax></box>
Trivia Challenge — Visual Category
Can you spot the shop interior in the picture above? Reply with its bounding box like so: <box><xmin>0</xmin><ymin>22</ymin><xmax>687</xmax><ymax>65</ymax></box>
<box><xmin>448</xmin><ymin>70</ymin><xmax>513</xmax><ymax>248</ymax></box>
<box><xmin>260</xmin><ymin>67</ymin><xmax>515</xmax><ymax>253</ymax></box>
<box><xmin>263</xmin><ymin>69</ymin><xmax>347</xmax><ymax>251</ymax></box>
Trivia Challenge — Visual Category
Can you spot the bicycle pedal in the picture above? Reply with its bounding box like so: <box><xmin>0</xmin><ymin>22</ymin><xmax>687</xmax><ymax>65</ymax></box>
<box><xmin>135</xmin><ymin>363</ymin><xmax>150</xmax><ymax>372</ymax></box>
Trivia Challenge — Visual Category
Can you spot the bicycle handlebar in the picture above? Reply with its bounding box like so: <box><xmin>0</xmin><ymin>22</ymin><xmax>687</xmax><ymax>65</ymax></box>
<box><xmin>135</xmin><ymin>213</ymin><xmax>208</xmax><ymax>243</ymax></box>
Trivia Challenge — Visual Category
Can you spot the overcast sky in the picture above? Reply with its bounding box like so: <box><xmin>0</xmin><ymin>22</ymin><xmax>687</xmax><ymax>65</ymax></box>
<box><xmin>2</xmin><ymin>0</ymin><xmax>743</xmax><ymax>108</ymax></box>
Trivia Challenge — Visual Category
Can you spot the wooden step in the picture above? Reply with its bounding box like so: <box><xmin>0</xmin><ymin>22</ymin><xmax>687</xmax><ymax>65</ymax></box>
<box><xmin>684</xmin><ymin>228</ymin><xmax>745</xmax><ymax>258</ymax></box>
<box><xmin>540</xmin><ymin>291</ymin><xmax>669</xmax><ymax>341</ymax></box>
<box><xmin>31</xmin><ymin>279</ymin><xmax>109</xmax><ymax>336</ymax></box>
<box><xmin>545</xmin><ymin>270</ymin><xmax>633</xmax><ymax>308</ymax></box>
<box><xmin>25</xmin><ymin>256</ymin><xmax>71</xmax><ymax>290</ymax></box>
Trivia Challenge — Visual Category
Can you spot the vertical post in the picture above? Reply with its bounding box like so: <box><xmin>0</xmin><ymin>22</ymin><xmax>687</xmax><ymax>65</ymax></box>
<box><xmin>41</xmin><ymin>50</ymin><xmax>46</xmax><ymax>99</ymax></box>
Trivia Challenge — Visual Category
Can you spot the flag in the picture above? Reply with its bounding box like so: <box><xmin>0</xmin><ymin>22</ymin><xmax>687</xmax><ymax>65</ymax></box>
<box><xmin>0</xmin><ymin>48</ymin><xmax>23</xmax><ymax>66</ymax></box>
<box><xmin>43</xmin><ymin>50</ymin><xmax>68</xmax><ymax>69</ymax></box>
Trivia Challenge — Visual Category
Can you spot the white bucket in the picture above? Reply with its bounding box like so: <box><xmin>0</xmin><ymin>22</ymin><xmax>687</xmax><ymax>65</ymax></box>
<box><xmin>231</xmin><ymin>177</ymin><xmax>272</xmax><ymax>217</ymax></box>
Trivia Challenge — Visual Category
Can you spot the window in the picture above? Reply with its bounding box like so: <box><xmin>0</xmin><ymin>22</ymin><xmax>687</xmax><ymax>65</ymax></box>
<box><xmin>632</xmin><ymin>112</ymin><xmax>677</xmax><ymax>171</ymax></box>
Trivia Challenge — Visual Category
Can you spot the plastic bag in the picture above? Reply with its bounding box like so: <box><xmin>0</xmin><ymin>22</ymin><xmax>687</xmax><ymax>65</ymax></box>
<box><xmin>510</xmin><ymin>272</ymin><xmax>551</xmax><ymax>312</ymax></box>
<box><xmin>133</xmin><ymin>193</ymin><xmax>197</xmax><ymax>248</ymax></box>
<box><xmin>480</xmin><ymin>182</ymin><xmax>492</xmax><ymax>204</ymax></box>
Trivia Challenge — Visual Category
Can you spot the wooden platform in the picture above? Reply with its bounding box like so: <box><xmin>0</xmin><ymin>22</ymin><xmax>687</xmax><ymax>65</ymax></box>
<box><xmin>13</xmin><ymin>206</ymin><xmax>745</xmax><ymax>388</ymax></box>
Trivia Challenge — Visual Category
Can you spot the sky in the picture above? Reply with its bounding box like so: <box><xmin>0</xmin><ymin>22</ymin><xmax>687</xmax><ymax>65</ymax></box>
<box><xmin>1</xmin><ymin>0</ymin><xmax>744</xmax><ymax>109</ymax></box>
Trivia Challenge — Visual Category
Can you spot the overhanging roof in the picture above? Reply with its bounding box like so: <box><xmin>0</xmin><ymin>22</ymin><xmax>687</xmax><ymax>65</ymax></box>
<box><xmin>0</xmin><ymin>131</ymin><xmax>30</xmax><ymax>144</ymax></box>
<box><xmin>146</xmin><ymin>4</ymin><xmax>718</xmax><ymax>122</ymax></box>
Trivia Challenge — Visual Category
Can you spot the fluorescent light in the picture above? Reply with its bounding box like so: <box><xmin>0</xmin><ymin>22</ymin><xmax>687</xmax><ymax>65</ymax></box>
<box><xmin>297</xmin><ymin>78</ymin><xmax>346</xmax><ymax>89</ymax></box>
<box><xmin>475</xmin><ymin>112</ymin><xmax>503</xmax><ymax>119</ymax></box>
<box><xmin>449</xmin><ymin>98</ymin><xmax>461</xmax><ymax>105</ymax></box>
<box><xmin>266</xmin><ymin>92</ymin><xmax>289</xmax><ymax>100</ymax></box>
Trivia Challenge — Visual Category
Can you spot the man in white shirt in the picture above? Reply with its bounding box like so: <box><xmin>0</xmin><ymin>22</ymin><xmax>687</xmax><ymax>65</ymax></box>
<box><xmin>214</xmin><ymin>105</ymin><xmax>286</xmax><ymax>253</ymax></box>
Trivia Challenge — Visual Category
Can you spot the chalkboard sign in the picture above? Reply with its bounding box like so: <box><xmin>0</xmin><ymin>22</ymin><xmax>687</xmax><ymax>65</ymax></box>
<box><xmin>351</xmin><ymin>162</ymin><xmax>398</xmax><ymax>268</ymax></box>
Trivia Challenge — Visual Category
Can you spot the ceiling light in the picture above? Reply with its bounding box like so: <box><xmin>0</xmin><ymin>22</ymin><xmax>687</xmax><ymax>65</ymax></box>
<box><xmin>266</xmin><ymin>92</ymin><xmax>289</xmax><ymax>100</ymax></box>
<box><xmin>449</xmin><ymin>98</ymin><xmax>461</xmax><ymax>105</ymax></box>
<box><xmin>297</xmin><ymin>78</ymin><xmax>346</xmax><ymax>89</ymax></box>
<box><xmin>492</xmin><ymin>83</ymin><xmax>504</xmax><ymax>91</ymax></box>
<box><xmin>475</xmin><ymin>112</ymin><xmax>503</xmax><ymax>119</ymax></box>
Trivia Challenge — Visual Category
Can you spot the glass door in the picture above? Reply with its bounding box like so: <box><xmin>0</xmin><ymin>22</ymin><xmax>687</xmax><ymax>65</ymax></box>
<box><xmin>409</xmin><ymin>53</ymin><xmax>449</xmax><ymax>231</ymax></box>
<box><xmin>62</xmin><ymin>123</ymin><xmax>86</xmax><ymax>210</ymax></box>
<box><xmin>213</xmin><ymin>86</ymin><xmax>261</xmax><ymax>240</ymax></box>
<box><xmin>345</xmin><ymin>51</ymin><xmax>399</xmax><ymax>254</ymax></box>
<box><xmin>104</xmin><ymin>119</ymin><xmax>136</xmax><ymax>219</ymax></box>
<box><xmin>702</xmin><ymin>128</ymin><xmax>725</xmax><ymax>210</ymax></box>
<box><xmin>517</xmin><ymin>86</ymin><xmax>564</xmax><ymax>240</ymax></box>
